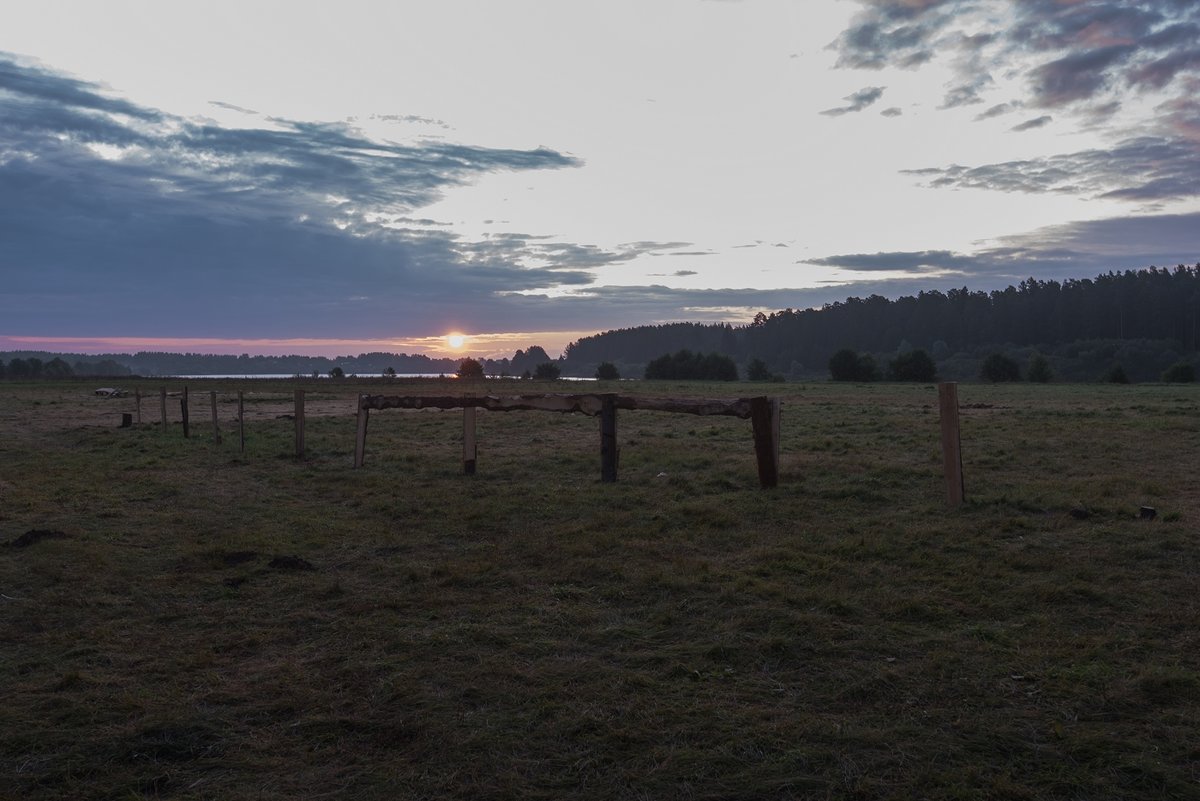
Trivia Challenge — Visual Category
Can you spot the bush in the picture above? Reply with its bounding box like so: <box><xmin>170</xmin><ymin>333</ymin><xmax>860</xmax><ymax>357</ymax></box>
<box><xmin>887</xmin><ymin>349</ymin><xmax>937</xmax><ymax>382</ymax></box>
<box><xmin>329</xmin><ymin>366</ymin><xmax>345</xmax><ymax>379</ymax></box>
<box><xmin>747</xmin><ymin>358</ymin><xmax>774</xmax><ymax>382</ymax></box>
<box><xmin>595</xmin><ymin>362</ymin><xmax>620</xmax><ymax>380</ymax></box>
<box><xmin>1106</xmin><ymin>365</ymin><xmax>1131</xmax><ymax>384</ymax></box>
<box><xmin>533</xmin><ymin>362</ymin><xmax>561</xmax><ymax>380</ymax></box>
<box><xmin>828</xmin><ymin>349</ymin><xmax>877</xmax><ymax>382</ymax></box>
<box><xmin>644</xmin><ymin>350</ymin><xmax>738</xmax><ymax>381</ymax></box>
<box><xmin>1161</xmin><ymin>362</ymin><xmax>1195</xmax><ymax>383</ymax></box>
<box><xmin>457</xmin><ymin>358</ymin><xmax>484</xmax><ymax>379</ymax></box>
<box><xmin>980</xmin><ymin>353</ymin><xmax>1021</xmax><ymax>382</ymax></box>
<box><xmin>1027</xmin><ymin>354</ymin><xmax>1052</xmax><ymax>383</ymax></box>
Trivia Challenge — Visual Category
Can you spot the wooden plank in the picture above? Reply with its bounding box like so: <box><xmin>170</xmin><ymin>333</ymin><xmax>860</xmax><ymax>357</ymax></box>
<box><xmin>210</xmin><ymin>391</ymin><xmax>221</xmax><ymax>444</ymax></box>
<box><xmin>295</xmin><ymin>389</ymin><xmax>305</xmax><ymax>460</ymax></box>
<box><xmin>360</xmin><ymin>393</ymin><xmax>754</xmax><ymax>418</ymax></box>
<box><xmin>600</xmin><ymin>394</ymin><xmax>617</xmax><ymax>482</ymax></box>
<box><xmin>463</xmin><ymin>406</ymin><xmax>477</xmax><ymax>475</ymax></box>
<box><xmin>238</xmin><ymin>391</ymin><xmax>245</xmax><ymax>453</ymax></box>
<box><xmin>353</xmin><ymin>395</ymin><xmax>369</xmax><ymax>468</ymax></box>
<box><xmin>939</xmin><ymin>382</ymin><xmax>965</xmax><ymax>507</ymax></box>
<box><xmin>750</xmin><ymin>396</ymin><xmax>780</xmax><ymax>489</ymax></box>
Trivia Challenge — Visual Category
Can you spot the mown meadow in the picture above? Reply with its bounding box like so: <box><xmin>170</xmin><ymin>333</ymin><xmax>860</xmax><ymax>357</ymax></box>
<box><xmin>1</xmin><ymin>378</ymin><xmax>1197</xmax><ymax>800</ymax></box>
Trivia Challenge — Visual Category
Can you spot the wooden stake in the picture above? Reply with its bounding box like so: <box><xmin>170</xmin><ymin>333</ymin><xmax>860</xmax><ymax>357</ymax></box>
<box><xmin>159</xmin><ymin>386</ymin><xmax>167</xmax><ymax>432</ymax></box>
<box><xmin>463</xmin><ymin>405</ymin><xmax>477</xmax><ymax>475</ymax></box>
<box><xmin>353</xmin><ymin>395</ymin><xmax>369</xmax><ymax>468</ymax></box>
<box><xmin>181</xmin><ymin>386</ymin><xmax>190</xmax><ymax>438</ymax></box>
<box><xmin>135</xmin><ymin>389</ymin><xmax>141</xmax><ymax>425</ymax></box>
<box><xmin>600</xmin><ymin>394</ymin><xmax>617</xmax><ymax>482</ymax></box>
<box><xmin>295</xmin><ymin>389</ymin><xmax>305</xmax><ymax>460</ymax></box>
<box><xmin>238</xmin><ymin>391</ymin><xmax>245</xmax><ymax>453</ymax></box>
<box><xmin>750</xmin><ymin>396</ymin><xmax>780</xmax><ymax>489</ymax></box>
<box><xmin>210</xmin><ymin>390</ymin><xmax>221</xmax><ymax>444</ymax></box>
<box><xmin>939</xmin><ymin>382</ymin><xmax>965</xmax><ymax>507</ymax></box>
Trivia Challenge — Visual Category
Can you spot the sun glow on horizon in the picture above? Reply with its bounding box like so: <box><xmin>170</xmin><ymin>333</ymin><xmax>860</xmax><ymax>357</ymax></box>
<box><xmin>446</xmin><ymin>333</ymin><xmax>467</xmax><ymax>350</ymax></box>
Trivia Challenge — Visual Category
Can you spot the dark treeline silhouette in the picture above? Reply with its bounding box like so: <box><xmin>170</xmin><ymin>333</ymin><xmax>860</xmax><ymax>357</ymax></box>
<box><xmin>560</xmin><ymin>265</ymin><xmax>1200</xmax><ymax>380</ymax></box>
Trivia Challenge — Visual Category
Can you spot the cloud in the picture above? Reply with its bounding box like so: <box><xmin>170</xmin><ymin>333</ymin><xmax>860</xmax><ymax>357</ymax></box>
<box><xmin>1010</xmin><ymin>114</ymin><xmax>1052</xmax><ymax>132</ymax></box>
<box><xmin>880</xmin><ymin>106</ymin><xmax>903</xmax><ymax>117</ymax></box>
<box><xmin>820</xmin><ymin>86</ymin><xmax>886</xmax><ymax>116</ymax></box>
<box><xmin>830</xmin><ymin>2</ymin><xmax>1200</xmax><ymax>203</ymax></box>
<box><xmin>674</xmin><ymin>270</ymin><xmax>699</xmax><ymax>277</ymax></box>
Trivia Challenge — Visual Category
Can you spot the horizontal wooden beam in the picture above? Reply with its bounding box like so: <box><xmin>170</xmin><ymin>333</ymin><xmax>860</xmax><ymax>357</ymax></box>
<box><xmin>360</xmin><ymin>393</ymin><xmax>756</xmax><ymax>419</ymax></box>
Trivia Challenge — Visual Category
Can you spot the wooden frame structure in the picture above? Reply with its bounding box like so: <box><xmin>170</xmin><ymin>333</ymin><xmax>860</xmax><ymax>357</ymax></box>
<box><xmin>353</xmin><ymin>393</ymin><xmax>782</xmax><ymax>488</ymax></box>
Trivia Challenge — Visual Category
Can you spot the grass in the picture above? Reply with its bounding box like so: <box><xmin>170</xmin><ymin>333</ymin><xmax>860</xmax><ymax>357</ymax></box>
<box><xmin>1</xmin><ymin>378</ymin><xmax>1198</xmax><ymax>799</ymax></box>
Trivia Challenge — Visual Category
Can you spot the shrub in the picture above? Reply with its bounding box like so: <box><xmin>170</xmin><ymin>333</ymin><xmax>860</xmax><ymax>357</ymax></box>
<box><xmin>644</xmin><ymin>350</ymin><xmax>738</xmax><ymax>381</ymax></box>
<box><xmin>1161</xmin><ymin>362</ymin><xmax>1195</xmax><ymax>383</ymax></box>
<box><xmin>747</xmin><ymin>358</ymin><xmax>774</xmax><ymax>382</ymax></box>
<box><xmin>595</xmin><ymin>362</ymin><xmax>620</xmax><ymax>380</ymax></box>
<box><xmin>533</xmin><ymin>362</ymin><xmax>561</xmax><ymax>380</ymax></box>
<box><xmin>329</xmin><ymin>366</ymin><xmax>345</xmax><ymax>379</ymax></box>
<box><xmin>887</xmin><ymin>349</ymin><xmax>936</xmax><ymax>382</ymax></box>
<box><xmin>457</xmin><ymin>358</ymin><xmax>484</xmax><ymax>379</ymax></box>
<box><xmin>1106</xmin><ymin>365</ymin><xmax>1130</xmax><ymax>384</ymax></box>
<box><xmin>980</xmin><ymin>353</ymin><xmax>1021</xmax><ymax>382</ymax></box>
<box><xmin>1027</xmin><ymin>354</ymin><xmax>1052</xmax><ymax>383</ymax></box>
<box><xmin>828</xmin><ymin>349</ymin><xmax>877</xmax><ymax>382</ymax></box>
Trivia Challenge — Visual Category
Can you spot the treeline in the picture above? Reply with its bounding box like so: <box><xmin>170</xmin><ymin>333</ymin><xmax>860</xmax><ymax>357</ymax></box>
<box><xmin>0</xmin><ymin>356</ymin><xmax>131</xmax><ymax>379</ymax></box>
<box><xmin>560</xmin><ymin>265</ymin><xmax>1200</xmax><ymax>381</ymax></box>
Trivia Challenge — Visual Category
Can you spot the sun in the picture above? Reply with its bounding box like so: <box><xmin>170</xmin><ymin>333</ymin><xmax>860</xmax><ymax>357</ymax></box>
<box><xmin>446</xmin><ymin>333</ymin><xmax>467</xmax><ymax>350</ymax></box>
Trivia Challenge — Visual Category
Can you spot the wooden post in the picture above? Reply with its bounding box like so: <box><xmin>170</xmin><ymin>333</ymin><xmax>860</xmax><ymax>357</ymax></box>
<box><xmin>353</xmin><ymin>395</ymin><xmax>369</xmax><ymax>468</ymax></box>
<box><xmin>135</xmin><ymin>389</ymin><xmax>142</xmax><ymax>425</ymax></box>
<box><xmin>238</xmin><ymin>391</ymin><xmax>245</xmax><ymax>453</ymax></box>
<box><xmin>181</xmin><ymin>386</ymin><xmax>190</xmax><ymax>438</ymax></box>
<box><xmin>159</xmin><ymin>386</ymin><xmax>167</xmax><ymax>431</ymax></box>
<box><xmin>463</xmin><ymin>405</ymin><xmax>477</xmax><ymax>475</ymax></box>
<box><xmin>939</xmin><ymin>382</ymin><xmax>965</xmax><ymax>507</ymax></box>
<box><xmin>295</xmin><ymin>389</ymin><xmax>305</xmax><ymax>460</ymax></box>
<box><xmin>750</xmin><ymin>396</ymin><xmax>780</xmax><ymax>489</ymax></box>
<box><xmin>210</xmin><ymin>390</ymin><xmax>221</xmax><ymax>444</ymax></box>
<box><xmin>600</xmin><ymin>394</ymin><xmax>617</xmax><ymax>483</ymax></box>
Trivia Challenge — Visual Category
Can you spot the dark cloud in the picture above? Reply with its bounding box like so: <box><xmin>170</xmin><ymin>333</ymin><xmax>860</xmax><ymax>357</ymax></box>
<box><xmin>831</xmin><ymin>2</ymin><xmax>1200</xmax><ymax>203</ymax></box>
<box><xmin>902</xmin><ymin>135</ymin><xmax>1199</xmax><ymax>200</ymax></box>
<box><xmin>674</xmin><ymin>270</ymin><xmax>699</xmax><ymax>277</ymax></box>
<box><xmin>1010</xmin><ymin>114</ymin><xmax>1052</xmax><ymax>131</ymax></box>
<box><xmin>880</xmin><ymin>106</ymin><xmax>903</xmax><ymax>117</ymax></box>
<box><xmin>820</xmin><ymin>86</ymin><xmax>886</xmax><ymax>116</ymax></box>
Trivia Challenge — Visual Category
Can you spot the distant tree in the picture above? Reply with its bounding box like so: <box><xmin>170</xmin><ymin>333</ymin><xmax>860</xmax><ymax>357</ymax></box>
<box><xmin>747</xmin><ymin>358</ymin><xmax>774</xmax><ymax>382</ymax></box>
<box><xmin>457</xmin><ymin>358</ymin><xmax>485</xmax><ymax>379</ymax></box>
<box><xmin>26</xmin><ymin>357</ymin><xmax>43</xmax><ymax>379</ymax></box>
<box><xmin>0</xmin><ymin>360</ymin><xmax>5</xmax><ymax>379</ymax></box>
<box><xmin>329</xmin><ymin>366</ymin><xmax>345</xmax><ymax>379</ymax></box>
<box><xmin>1027</xmin><ymin>353</ymin><xmax>1052</xmax><ymax>383</ymax></box>
<box><xmin>1161</xmin><ymin>362</ymin><xmax>1195</xmax><ymax>383</ymax></box>
<box><xmin>533</xmin><ymin>362</ymin><xmax>561</xmax><ymax>380</ymax></box>
<box><xmin>644</xmin><ymin>350</ymin><xmax>737</xmax><ymax>381</ymax></box>
<box><xmin>828</xmin><ymin>349</ymin><xmax>878</xmax><ymax>382</ymax></box>
<box><xmin>42</xmin><ymin>357</ymin><xmax>74</xmax><ymax>378</ymax></box>
<box><xmin>595</xmin><ymin>361</ymin><xmax>620</xmax><ymax>380</ymax></box>
<box><xmin>383</xmin><ymin>366</ymin><xmax>397</xmax><ymax>378</ymax></box>
<box><xmin>7</xmin><ymin>358</ymin><xmax>29</xmax><ymax>378</ymax></box>
<box><xmin>887</xmin><ymin>349</ymin><xmax>936</xmax><ymax>382</ymax></box>
<box><xmin>1106</xmin><ymin>365</ymin><xmax>1131</xmax><ymax>384</ymax></box>
<box><xmin>980</xmin><ymin>353</ymin><xmax>1021</xmax><ymax>382</ymax></box>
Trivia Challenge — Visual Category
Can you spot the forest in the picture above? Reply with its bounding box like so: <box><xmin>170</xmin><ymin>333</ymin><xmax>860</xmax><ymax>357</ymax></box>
<box><xmin>559</xmin><ymin>265</ymin><xmax>1200</xmax><ymax>382</ymax></box>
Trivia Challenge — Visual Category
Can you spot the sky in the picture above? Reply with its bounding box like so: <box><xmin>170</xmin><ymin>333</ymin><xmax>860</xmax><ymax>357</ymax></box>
<box><xmin>3</xmin><ymin>0</ymin><xmax>1200</xmax><ymax>358</ymax></box>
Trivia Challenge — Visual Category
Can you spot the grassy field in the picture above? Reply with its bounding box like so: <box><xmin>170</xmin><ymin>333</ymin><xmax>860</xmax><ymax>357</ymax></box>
<box><xmin>1</xmin><ymin>378</ymin><xmax>1198</xmax><ymax>800</ymax></box>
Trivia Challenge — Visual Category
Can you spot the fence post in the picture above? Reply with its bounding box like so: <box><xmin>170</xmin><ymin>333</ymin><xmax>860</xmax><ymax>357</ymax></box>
<box><xmin>160</xmin><ymin>386</ymin><xmax>167</xmax><ymax>432</ymax></box>
<box><xmin>181</xmin><ymin>386</ymin><xmax>190</xmax><ymax>438</ymax></box>
<box><xmin>939</xmin><ymin>382</ymin><xmax>965</xmax><ymax>507</ymax></box>
<box><xmin>238</xmin><ymin>391</ymin><xmax>245</xmax><ymax>453</ymax></box>
<box><xmin>750</xmin><ymin>396</ymin><xmax>780</xmax><ymax>489</ymax></box>
<box><xmin>463</xmin><ymin>405</ymin><xmax>477</xmax><ymax>475</ymax></box>
<box><xmin>135</xmin><ymin>389</ymin><xmax>142</xmax><ymax>425</ymax></box>
<box><xmin>353</xmin><ymin>395</ymin><xmax>369</xmax><ymax>468</ymax></box>
<box><xmin>295</xmin><ymin>389</ymin><xmax>305</xmax><ymax>460</ymax></box>
<box><xmin>210</xmin><ymin>390</ymin><xmax>221</xmax><ymax>444</ymax></box>
<box><xmin>600</xmin><ymin>394</ymin><xmax>618</xmax><ymax>483</ymax></box>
